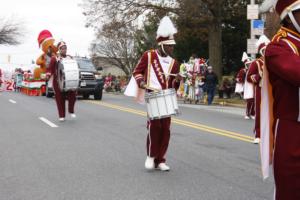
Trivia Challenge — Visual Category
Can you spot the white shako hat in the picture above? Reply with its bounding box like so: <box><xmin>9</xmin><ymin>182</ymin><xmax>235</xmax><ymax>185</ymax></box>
<box><xmin>256</xmin><ymin>35</ymin><xmax>270</xmax><ymax>55</ymax></box>
<box><xmin>274</xmin><ymin>0</ymin><xmax>300</xmax><ymax>33</ymax></box>
<box><xmin>241</xmin><ymin>52</ymin><xmax>252</xmax><ymax>65</ymax></box>
<box><xmin>156</xmin><ymin>16</ymin><xmax>177</xmax><ymax>46</ymax></box>
<box><xmin>274</xmin><ymin>0</ymin><xmax>300</xmax><ymax>20</ymax></box>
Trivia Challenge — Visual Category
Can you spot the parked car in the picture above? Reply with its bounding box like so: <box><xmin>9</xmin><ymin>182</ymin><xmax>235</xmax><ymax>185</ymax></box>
<box><xmin>45</xmin><ymin>57</ymin><xmax>104</xmax><ymax>100</ymax></box>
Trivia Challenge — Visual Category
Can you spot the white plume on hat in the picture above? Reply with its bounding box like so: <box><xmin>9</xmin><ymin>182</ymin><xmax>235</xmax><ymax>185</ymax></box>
<box><xmin>241</xmin><ymin>52</ymin><xmax>250</xmax><ymax>62</ymax></box>
<box><xmin>259</xmin><ymin>0</ymin><xmax>275</xmax><ymax>13</ymax></box>
<box><xmin>256</xmin><ymin>35</ymin><xmax>270</xmax><ymax>47</ymax></box>
<box><xmin>272</xmin><ymin>0</ymin><xmax>278</xmax><ymax>8</ymax></box>
<box><xmin>156</xmin><ymin>16</ymin><xmax>177</xmax><ymax>45</ymax></box>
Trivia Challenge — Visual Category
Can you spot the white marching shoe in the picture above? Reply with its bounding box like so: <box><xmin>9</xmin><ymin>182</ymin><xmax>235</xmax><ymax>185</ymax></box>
<box><xmin>244</xmin><ymin>116</ymin><xmax>250</xmax><ymax>120</ymax></box>
<box><xmin>253</xmin><ymin>138</ymin><xmax>260</xmax><ymax>144</ymax></box>
<box><xmin>157</xmin><ymin>163</ymin><xmax>170</xmax><ymax>171</ymax></box>
<box><xmin>250</xmin><ymin>115</ymin><xmax>255</xmax><ymax>120</ymax></box>
<box><xmin>59</xmin><ymin>118</ymin><xmax>65</xmax><ymax>122</ymax></box>
<box><xmin>70</xmin><ymin>113</ymin><xmax>76</xmax><ymax>118</ymax></box>
<box><xmin>145</xmin><ymin>156</ymin><xmax>155</xmax><ymax>170</ymax></box>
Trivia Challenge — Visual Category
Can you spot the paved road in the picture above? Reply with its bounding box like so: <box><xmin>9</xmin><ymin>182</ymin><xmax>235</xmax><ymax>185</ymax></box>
<box><xmin>0</xmin><ymin>92</ymin><xmax>274</xmax><ymax>200</ymax></box>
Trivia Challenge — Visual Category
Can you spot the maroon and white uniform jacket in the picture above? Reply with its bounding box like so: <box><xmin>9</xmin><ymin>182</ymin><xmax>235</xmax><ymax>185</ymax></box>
<box><xmin>247</xmin><ymin>58</ymin><xmax>263</xmax><ymax>87</ymax></box>
<box><xmin>236</xmin><ymin>67</ymin><xmax>246</xmax><ymax>84</ymax></box>
<box><xmin>262</xmin><ymin>27</ymin><xmax>300</xmax><ymax>199</ymax></box>
<box><xmin>133</xmin><ymin>50</ymin><xmax>180</xmax><ymax>91</ymax></box>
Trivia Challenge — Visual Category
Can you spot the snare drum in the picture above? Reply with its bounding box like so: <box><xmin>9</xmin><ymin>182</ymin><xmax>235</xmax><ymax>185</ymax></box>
<box><xmin>57</xmin><ymin>58</ymin><xmax>79</xmax><ymax>91</ymax></box>
<box><xmin>145</xmin><ymin>88</ymin><xmax>179</xmax><ymax>120</ymax></box>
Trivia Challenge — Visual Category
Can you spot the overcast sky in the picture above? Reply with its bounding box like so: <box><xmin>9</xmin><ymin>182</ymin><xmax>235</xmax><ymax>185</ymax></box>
<box><xmin>0</xmin><ymin>0</ymin><xmax>94</xmax><ymax>70</ymax></box>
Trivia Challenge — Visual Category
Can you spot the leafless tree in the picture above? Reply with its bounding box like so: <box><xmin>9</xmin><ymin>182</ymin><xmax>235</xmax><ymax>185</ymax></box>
<box><xmin>0</xmin><ymin>17</ymin><xmax>23</xmax><ymax>45</ymax></box>
<box><xmin>90</xmin><ymin>22</ymin><xmax>139</xmax><ymax>76</ymax></box>
<box><xmin>81</xmin><ymin>0</ymin><xmax>246</xmax><ymax>78</ymax></box>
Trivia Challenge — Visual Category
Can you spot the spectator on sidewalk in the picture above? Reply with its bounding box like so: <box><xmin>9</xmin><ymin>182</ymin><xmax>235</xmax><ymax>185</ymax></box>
<box><xmin>195</xmin><ymin>74</ymin><xmax>205</xmax><ymax>103</ymax></box>
<box><xmin>218</xmin><ymin>78</ymin><xmax>232</xmax><ymax>99</ymax></box>
<box><xmin>204</xmin><ymin>66</ymin><xmax>218</xmax><ymax>105</ymax></box>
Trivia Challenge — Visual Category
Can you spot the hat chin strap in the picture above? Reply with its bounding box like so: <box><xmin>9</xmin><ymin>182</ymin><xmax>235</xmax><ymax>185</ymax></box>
<box><xmin>260</xmin><ymin>46</ymin><xmax>266</xmax><ymax>56</ymax></box>
<box><xmin>161</xmin><ymin>44</ymin><xmax>169</xmax><ymax>56</ymax></box>
<box><xmin>288</xmin><ymin>12</ymin><xmax>300</xmax><ymax>34</ymax></box>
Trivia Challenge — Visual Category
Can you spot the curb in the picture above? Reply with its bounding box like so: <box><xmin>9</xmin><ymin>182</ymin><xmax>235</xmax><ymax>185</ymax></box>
<box><xmin>177</xmin><ymin>98</ymin><xmax>246</xmax><ymax>108</ymax></box>
<box><xmin>105</xmin><ymin>92</ymin><xmax>246</xmax><ymax>108</ymax></box>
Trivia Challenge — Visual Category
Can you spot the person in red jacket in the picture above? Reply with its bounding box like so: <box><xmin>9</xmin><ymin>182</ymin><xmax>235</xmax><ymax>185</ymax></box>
<box><xmin>247</xmin><ymin>35</ymin><xmax>270</xmax><ymax>144</ymax></box>
<box><xmin>127</xmin><ymin>16</ymin><xmax>180</xmax><ymax>171</ymax></box>
<box><xmin>262</xmin><ymin>0</ymin><xmax>300</xmax><ymax>199</ymax></box>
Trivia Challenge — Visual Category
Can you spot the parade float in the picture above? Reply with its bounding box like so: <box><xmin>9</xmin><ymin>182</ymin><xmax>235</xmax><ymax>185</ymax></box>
<box><xmin>0</xmin><ymin>66</ymin><xmax>47</xmax><ymax>96</ymax></box>
<box><xmin>20</xmin><ymin>70</ymin><xmax>46</xmax><ymax>96</ymax></box>
<box><xmin>0</xmin><ymin>66</ymin><xmax>19</xmax><ymax>92</ymax></box>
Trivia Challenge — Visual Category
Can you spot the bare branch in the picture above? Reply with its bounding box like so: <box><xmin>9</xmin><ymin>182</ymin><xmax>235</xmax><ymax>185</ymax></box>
<box><xmin>0</xmin><ymin>17</ymin><xmax>24</xmax><ymax>45</ymax></box>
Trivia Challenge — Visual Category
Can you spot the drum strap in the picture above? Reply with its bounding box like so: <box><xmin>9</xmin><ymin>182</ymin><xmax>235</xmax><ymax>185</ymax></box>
<box><xmin>147</xmin><ymin>51</ymin><xmax>151</xmax><ymax>87</ymax></box>
<box><xmin>166</xmin><ymin>59</ymin><xmax>176</xmax><ymax>88</ymax></box>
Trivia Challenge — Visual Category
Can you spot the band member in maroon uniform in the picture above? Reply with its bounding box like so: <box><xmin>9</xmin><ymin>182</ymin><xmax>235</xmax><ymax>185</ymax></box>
<box><xmin>235</xmin><ymin>65</ymin><xmax>246</xmax><ymax>98</ymax></box>
<box><xmin>126</xmin><ymin>16</ymin><xmax>180</xmax><ymax>171</ymax></box>
<box><xmin>261</xmin><ymin>0</ymin><xmax>300</xmax><ymax>199</ymax></box>
<box><xmin>247</xmin><ymin>35</ymin><xmax>270</xmax><ymax>144</ymax></box>
<box><xmin>241</xmin><ymin>52</ymin><xmax>255</xmax><ymax>119</ymax></box>
<box><xmin>47</xmin><ymin>40</ymin><xmax>77</xmax><ymax>121</ymax></box>
<box><xmin>56</xmin><ymin>41</ymin><xmax>77</xmax><ymax>121</ymax></box>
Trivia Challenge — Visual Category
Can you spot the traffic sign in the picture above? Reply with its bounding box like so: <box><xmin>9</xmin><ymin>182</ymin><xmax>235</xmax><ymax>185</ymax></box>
<box><xmin>252</xmin><ymin>20</ymin><xmax>264</xmax><ymax>35</ymax></box>
<box><xmin>247</xmin><ymin>39</ymin><xmax>258</xmax><ymax>54</ymax></box>
<box><xmin>247</xmin><ymin>4</ymin><xmax>259</xmax><ymax>20</ymax></box>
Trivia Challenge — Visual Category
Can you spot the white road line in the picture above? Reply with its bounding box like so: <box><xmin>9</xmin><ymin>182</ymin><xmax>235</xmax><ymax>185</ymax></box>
<box><xmin>9</xmin><ymin>99</ymin><xmax>17</xmax><ymax>104</ymax></box>
<box><xmin>39</xmin><ymin>117</ymin><xmax>58</xmax><ymax>128</ymax></box>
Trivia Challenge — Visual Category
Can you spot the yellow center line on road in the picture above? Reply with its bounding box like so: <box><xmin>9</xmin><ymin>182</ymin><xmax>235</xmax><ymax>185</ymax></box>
<box><xmin>85</xmin><ymin>100</ymin><xmax>254</xmax><ymax>143</ymax></box>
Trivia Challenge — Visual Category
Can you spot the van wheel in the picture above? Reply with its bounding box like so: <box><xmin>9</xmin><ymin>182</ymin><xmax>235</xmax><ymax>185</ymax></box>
<box><xmin>94</xmin><ymin>88</ymin><xmax>103</xmax><ymax>100</ymax></box>
<box><xmin>46</xmin><ymin>86</ymin><xmax>54</xmax><ymax>98</ymax></box>
<box><xmin>83</xmin><ymin>94</ymin><xmax>90</xmax><ymax>99</ymax></box>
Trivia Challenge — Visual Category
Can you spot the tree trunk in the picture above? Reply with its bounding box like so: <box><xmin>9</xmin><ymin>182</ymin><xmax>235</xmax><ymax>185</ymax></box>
<box><xmin>208</xmin><ymin>21</ymin><xmax>222</xmax><ymax>80</ymax></box>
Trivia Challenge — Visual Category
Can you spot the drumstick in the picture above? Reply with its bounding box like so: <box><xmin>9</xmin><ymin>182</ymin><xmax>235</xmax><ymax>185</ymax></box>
<box><xmin>163</xmin><ymin>73</ymin><xmax>179</xmax><ymax>77</ymax></box>
<box><xmin>144</xmin><ymin>85</ymin><xmax>161</xmax><ymax>92</ymax></box>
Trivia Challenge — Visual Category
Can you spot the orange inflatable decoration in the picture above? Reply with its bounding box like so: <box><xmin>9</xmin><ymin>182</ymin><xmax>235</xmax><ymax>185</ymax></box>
<box><xmin>33</xmin><ymin>67</ymin><xmax>43</xmax><ymax>79</ymax></box>
<box><xmin>35</xmin><ymin>30</ymin><xmax>57</xmax><ymax>79</ymax></box>
<box><xmin>37</xmin><ymin>30</ymin><xmax>57</xmax><ymax>53</ymax></box>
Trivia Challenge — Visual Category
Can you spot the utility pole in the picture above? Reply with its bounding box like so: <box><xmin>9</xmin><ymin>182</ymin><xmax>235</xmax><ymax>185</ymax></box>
<box><xmin>250</xmin><ymin>0</ymin><xmax>255</xmax><ymax>59</ymax></box>
<box><xmin>247</xmin><ymin>0</ymin><xmax>259</xmax><ymax>58</ymax></box>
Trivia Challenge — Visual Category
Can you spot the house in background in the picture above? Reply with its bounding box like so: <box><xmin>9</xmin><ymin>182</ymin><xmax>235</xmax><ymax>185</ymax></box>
<box><xmin>92</xmin><ymin>56</ymin><xmax>126</xmax><ymax>76</ymax></box>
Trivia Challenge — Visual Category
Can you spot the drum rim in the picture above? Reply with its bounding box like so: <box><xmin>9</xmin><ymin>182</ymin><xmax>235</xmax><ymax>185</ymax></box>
<box><xmin>145</xmin><ymin>88</ymin><xmax>176</xmax><ymax>98</ymax></box>
<box><xmin>147</xmin><ymin>109</ymin><xmax>180</xmax><ymax>120</ymax></box>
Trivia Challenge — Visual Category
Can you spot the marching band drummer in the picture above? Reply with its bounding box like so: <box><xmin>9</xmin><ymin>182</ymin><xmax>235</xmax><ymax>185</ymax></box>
<box><xmin>125</xmin><ymin>16</ymin><xmax>180</xmax><ymax>171</ymax></box>
<box><xmin>47</xmin><ymin>39</ymin><xmax>77</xmax><ymax>121</ymax></box>
<box><xmin>56</xmin><ymin>41</ymin><xmax>77</xmax><ymax>121</ymax></box>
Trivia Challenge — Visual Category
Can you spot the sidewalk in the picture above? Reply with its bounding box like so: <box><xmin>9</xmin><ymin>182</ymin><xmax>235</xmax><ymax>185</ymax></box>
<box><xmin>104</xmin><ymin>91</ymin><xmax>246</xmax><ymax>108</ymax></box>
<box><xmin>177</xmin><ymin>97</ymin><xmax>247</xmax><ymax>117</ymax></box>
<box><xmin>178</xmin><ymin>97</ymin><xmax>246</xmax><ymax>108</ymax></box>
<box><xmin>104</xmin><ymin>92</ymin><xmax>247</xmax><ymax>116</ymax></box>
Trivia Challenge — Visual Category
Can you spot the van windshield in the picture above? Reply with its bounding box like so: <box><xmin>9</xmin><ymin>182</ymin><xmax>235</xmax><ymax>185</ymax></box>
<box><xmin>76</xmin><ymin>59</ymin><xmax>95</xmax><ymax>70</ymax></box>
